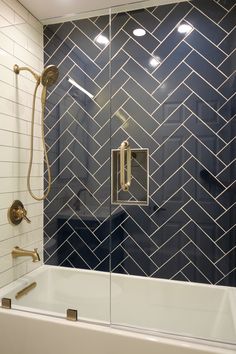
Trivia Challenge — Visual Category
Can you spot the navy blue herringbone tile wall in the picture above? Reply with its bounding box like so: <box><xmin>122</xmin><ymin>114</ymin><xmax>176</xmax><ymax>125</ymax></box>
<box><xmin>44</xmin><ymin>0</ymin><xmax>236</xmax><ymax>287</ymax></box>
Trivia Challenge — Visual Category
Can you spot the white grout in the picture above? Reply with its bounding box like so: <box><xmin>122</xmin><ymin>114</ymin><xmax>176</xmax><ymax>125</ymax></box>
<box><xmin>40</xmin><ymin>4</ymin><xmax>236</xmax><ymax>286</ymax></box>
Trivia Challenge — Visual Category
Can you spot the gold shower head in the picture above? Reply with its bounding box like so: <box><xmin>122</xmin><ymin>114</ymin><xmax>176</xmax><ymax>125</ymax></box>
<box><xmin>13</xmin><ymin>64</ymin><xmax>59</xmax><ymax>87</ymax></box>
<box><xmin>41</xmin><ymin>65</ymin><xmax>59</xmax><ymax>87</ymax></box>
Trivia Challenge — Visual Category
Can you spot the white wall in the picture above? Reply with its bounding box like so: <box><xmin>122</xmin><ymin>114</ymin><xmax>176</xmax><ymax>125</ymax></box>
<box><xmin>0</xmin><ymin>0</ymin><xmax>44</xmax><ymax>288</ymax></box>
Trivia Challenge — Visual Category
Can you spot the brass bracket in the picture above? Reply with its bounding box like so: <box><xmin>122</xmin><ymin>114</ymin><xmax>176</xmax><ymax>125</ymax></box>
<box><xmin>8</xmin><ymin>200</ymin><xmax>31</xmax><ymax>225</ymax></box>
<box><xmin>2</xmin><ymin>298</ymin><xmax>12</xmax><ymax>309</ymax></box>
<box><xmin>66</xmin><ymin>309</ymin><xmax>78</xmax><ymax>321</ymax></box>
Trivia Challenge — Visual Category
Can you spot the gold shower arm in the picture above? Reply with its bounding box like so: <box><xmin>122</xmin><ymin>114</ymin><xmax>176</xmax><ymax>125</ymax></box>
<box><xmin>13</xmin><ymin>64</ymin><xmax>40</xmax><ymax>82</ymax></box>
<box><xmin>120</xmin><ymin>140</ymin><xmax>131</xmax><ymax>192</ymax></box>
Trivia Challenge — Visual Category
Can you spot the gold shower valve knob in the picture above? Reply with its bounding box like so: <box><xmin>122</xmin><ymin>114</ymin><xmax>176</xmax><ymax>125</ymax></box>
<box><xmin>8</xmin><ymin>200</ymin><xmax>31</xmax><ymax>225</ymax></box>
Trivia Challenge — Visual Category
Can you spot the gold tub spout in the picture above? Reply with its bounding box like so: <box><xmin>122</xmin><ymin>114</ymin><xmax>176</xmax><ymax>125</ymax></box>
<box><xmin>12</xmin><ymin>246</ymin><xmax>40</xmax><ymax>263</ymax></box>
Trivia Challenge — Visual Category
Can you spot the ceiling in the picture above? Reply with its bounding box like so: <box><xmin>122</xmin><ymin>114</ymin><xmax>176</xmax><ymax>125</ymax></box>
<box><xmin>19</xmin><ymin>0</ymin><xmax>185</xmax><ymax>24</ymax></box>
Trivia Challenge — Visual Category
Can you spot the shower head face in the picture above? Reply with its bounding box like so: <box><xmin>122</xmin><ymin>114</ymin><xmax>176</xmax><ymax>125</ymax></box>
<box><xmin>41</xmin><ymin>65</ymin><xmax>59</xmax><ymax>87</ymax></box>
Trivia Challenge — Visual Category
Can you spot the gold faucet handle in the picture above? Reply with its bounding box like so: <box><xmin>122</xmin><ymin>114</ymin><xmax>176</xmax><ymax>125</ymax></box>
<box><xmin>8</xmin><ymin>200</ymin><xmax>31</xmax><ymax>225</ymax></box>
<box><xmin>22</xmin><ymin>208</ymin><xmax>31</xmax><ymax>224</ymax></box>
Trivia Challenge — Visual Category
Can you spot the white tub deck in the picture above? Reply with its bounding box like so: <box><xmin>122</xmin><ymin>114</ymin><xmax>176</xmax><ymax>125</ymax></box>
<box><xmin>0</xmin><ymin>308</ymin><xmax>235</xmax><ymax>354</ymax></box>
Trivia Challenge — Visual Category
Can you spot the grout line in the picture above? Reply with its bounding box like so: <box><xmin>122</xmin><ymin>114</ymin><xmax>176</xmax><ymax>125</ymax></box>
<box><xmin>40</xmin><ymin>7</ymin><xmax>236</xmax><ymax>284</ymax></box>
<box><xmin>182</xmin><ymin>103</ymin><xmax>228</xmax><ymax>144</ymax></box>
<box><xmin>184</xmin><ymin>83</ymin><xmax>228</xmax><ymax>123</ymax></box>
<box><xmin>44</xmin><ymin>23</ymin><xmax>64</xmax><ymax>48</ymax></box>
<box><xmin>216</xmin><ymin>266</ymin><xmax>236</xmax><ymax>285</ymax></box>
<box><xmin>182</xmin><ymin>167</ymin><xmax>227</xmax><ymax>212</ymax></box>
<box><xmin>190</xmin><ymin>4</ymin><xmax>228</xmax><ymax>34</ymax></box>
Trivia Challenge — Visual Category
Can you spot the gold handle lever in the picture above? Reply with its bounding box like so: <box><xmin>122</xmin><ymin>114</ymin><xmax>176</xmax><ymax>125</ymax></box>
<box><xmin>120</xmin><ymin>140</ymin><xmax>131</xmax><ymax>191</ymax></box>
<box><xmin>22</xmin><ymin>209</ymin><xmax>31</xmax><ymax>224</ymax></box>
<box><xmin>14</xmin><ymin>205</ymin><xmax>31</xmax><ymax>224</ymax></box>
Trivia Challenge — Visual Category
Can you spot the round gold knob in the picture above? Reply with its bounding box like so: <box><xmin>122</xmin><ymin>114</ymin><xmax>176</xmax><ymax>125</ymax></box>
<box><xmin>8</xmin><ymin>200</ymin><xmax>31</xmax><ymax>225</ymax></box>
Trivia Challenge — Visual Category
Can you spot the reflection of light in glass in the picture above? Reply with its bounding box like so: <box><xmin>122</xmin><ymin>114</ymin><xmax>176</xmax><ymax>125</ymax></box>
<box><xmin>115</xmin><ymin>111</ymin><xmax>129</xmax><ymax>129</ymax></box>
<box><xmin>133</xmin><ymin>28</ymin><xmax>146</xmax><ymax>37</ymax></box>
<box><xmin>149</xmin><ymin>56</ymin><xmax>161</xmax><ymax>68</ymax></box>
<box><xmin>95</xmin><ymin>34</ymin><xmax>109</xmax><ymax>45</ymax></box>
<box><xmin>68</xmin><ymin>77</ymin><xmax>94</xmax><ymax>99</ymax></box>
<box><xmin>177</xmin><ymin>23</ymin><xmax>192</xmax><ymax>34</ymax></box>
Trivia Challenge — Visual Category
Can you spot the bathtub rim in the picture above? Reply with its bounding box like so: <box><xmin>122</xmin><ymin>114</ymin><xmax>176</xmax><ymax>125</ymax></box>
<box><xmin>1</xmin><ymin>264</ymin><xmax>236</xmax><ymax>292</ymax></box>
<box><xmin>0</xmin><ymin>307</ymin><xmax>235</xmax><ymax>354</ymax></box>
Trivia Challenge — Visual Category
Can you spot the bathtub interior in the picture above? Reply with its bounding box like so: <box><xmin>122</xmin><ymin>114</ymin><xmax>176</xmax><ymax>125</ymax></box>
<box><xmin>0</xmin><ymin>266</ymin><xmax>110</xmax><ymax>323</ymax></box>
<box><xmin>1</xmin><ymin>266</ymin><xmax>236</xmax><ymax>348</ymax></box>
<box><xmin>111</xmin><ymin>273</ymin><xmax>236</xmax><ymax>345</ymax></box>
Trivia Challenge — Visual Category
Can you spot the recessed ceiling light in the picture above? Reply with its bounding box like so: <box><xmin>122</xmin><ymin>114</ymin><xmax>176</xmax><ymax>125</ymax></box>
<box><xmin>149</xmin><ymin>56</ymin><xmax>161</xmax><ymax>68</ymax></box>
<box><xmin>177</xmin><ymin>23</ymin><xmax>192</xmax><ymax>34</ymax></box>
<box><xmin>133</xmin><ymin>28</ymin><xmax>146</xmax><ymax>37</ymax></box>
<box><xmin>95</xmin><ymin>34</ymin><xmax>109</xmax><ymax>45</ymax></box>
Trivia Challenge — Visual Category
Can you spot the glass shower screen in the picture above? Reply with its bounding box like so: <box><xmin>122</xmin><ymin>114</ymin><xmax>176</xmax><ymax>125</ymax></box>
<box><xmin>109</xmin><ymin>0</ymin><xmax>236</xmax><ymax>346</ymax></box>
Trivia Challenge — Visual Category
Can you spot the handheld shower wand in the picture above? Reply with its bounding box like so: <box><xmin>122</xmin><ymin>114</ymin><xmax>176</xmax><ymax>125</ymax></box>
<box><xmin>14</xmin><ymin>64</ymin><xmax>59</xmax><ymax>201</ymax></box>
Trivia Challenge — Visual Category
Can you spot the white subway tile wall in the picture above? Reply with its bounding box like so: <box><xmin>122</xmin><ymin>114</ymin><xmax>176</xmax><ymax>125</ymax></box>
<box><xmin>0</xmin><ymin>0</ymin><xmax>44</xmax><ymax>287</ymax></box>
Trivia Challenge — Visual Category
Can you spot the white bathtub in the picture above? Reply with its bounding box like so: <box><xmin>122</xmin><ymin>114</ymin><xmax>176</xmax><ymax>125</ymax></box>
<box><xmin>0</xmin><ymin>265</ymin><xmax>236</xmax><ymax>354</ymax></box>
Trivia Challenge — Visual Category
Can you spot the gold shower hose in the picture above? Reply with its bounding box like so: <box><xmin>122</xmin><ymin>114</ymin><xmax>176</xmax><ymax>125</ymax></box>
<box><xmin>27</xmin><ymin>79</ymin><xmax>51</xmax><ymax>201</ymax></box>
